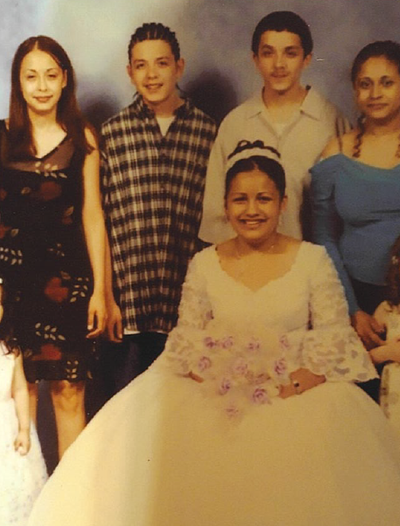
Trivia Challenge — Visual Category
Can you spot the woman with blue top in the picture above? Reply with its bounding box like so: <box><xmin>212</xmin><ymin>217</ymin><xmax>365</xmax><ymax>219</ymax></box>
<box><xmin>312</xmin><ymin>41</ymin><xmax>400</xmax><ymax>400</ymax></box>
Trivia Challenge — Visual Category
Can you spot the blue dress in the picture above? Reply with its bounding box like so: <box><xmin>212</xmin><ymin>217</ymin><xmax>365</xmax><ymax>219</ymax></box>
<box><xmin>311</xmin><ymin>153</ymin><xmax>400</xmax><ymax>314</ymax></box>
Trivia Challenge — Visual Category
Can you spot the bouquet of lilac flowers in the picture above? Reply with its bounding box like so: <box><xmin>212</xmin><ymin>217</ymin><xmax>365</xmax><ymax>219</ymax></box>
<box><xmin>184</xmin><ymin>326</ymin><xmax>291</xmax><ymax>418</ymax></box>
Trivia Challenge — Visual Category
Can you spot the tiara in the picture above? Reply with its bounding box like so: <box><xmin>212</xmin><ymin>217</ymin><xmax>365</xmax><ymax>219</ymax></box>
<box><xmin>226</xmin><ymin>140</ymin><xmax>281</xmax><ymax>171</ymax></box>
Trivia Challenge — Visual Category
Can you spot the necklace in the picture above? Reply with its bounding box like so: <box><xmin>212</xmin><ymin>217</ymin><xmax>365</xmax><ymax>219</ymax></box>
<box><xmin>233</xmin><ymin>236</ymin><xmax>280</xmax><ymax>279</ymax></box>
<box><xmin>234</xmin><ymin>236</ymin><xmax>279</xmax><ymax>260</ymax></box>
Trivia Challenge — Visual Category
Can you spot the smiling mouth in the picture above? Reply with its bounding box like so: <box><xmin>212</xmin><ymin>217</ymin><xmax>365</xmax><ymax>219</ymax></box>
<box><xmin>35</xmin><ymin>96</ymin><xmax>52</xmax><ymax>103</ymax></box>
<box><xmin>146</xmin><ymin>84</ymin><xmax>162</xmax><ymax>90</ymax></box>
<box><xmin>240</xmin><ymin>219</ymin><xmax>265</xmax><ymax>227</ymax></box>
<box><xmin>368</xmin><ymin>103</ymin><xmax>387</xmax><ymax>110</ymax></box>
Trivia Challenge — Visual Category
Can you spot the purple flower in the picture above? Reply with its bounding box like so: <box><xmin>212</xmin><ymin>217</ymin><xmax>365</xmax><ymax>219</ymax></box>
<box><xmin>274</xmin><ymin>358</ymin><xmax>287</xmax><ymax>377</ymax></box>
<box><xmin>246</xmin><ymin>337</ymin><xmax>261</xmax><ymax>352</ymax></box>
<box><xmin>252</xmin><ymin>387</ymin><xmax>270</xmax><ymax>405</ymax></box>
<box><xmin>232</xmin><ymin>357</ymin><xmax>248</xmax><ymax>376</ymax></box>
<box><xmin>225</xmin><ymin>404</ymin><xmax>240</xmax><ymax>418</ymax></box>
<box><xmin>198</xmin><ymin>355</ymin><xmax>212</xmax><ymax>372</ymax></box>
<box><xmin>204</xmin><ymin>336</ymin><xmax>218</xmax><ymax>349</ymax></box>
<box><xmin>219</xmin><ymin>377</ymin><xmax>232</xmax><ymax>395</ymax></box>
<box><xmin>254</xmin><ymin>372</ymin><xmax>270</xmax><ymax>385</ymax></box>
<box><xmin>205</xmin><ymin>310</ymin><xmax>213</xmax><ymax>322</ymax></box>
<box><xmin>220</xmin><ymin>336</ymin><xmax>234</xmax><ymax>349</ymax></box>
<box><xmin>279</xmin><ymin>335</ymin><xmax>289</xmax><ymax>351</ymax></box>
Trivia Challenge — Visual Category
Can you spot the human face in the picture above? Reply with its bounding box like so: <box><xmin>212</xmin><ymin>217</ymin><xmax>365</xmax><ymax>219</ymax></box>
<box><xmin>355</xmin><ymin>56</ymin><xmax>400</xmax><ymax>124</ymax></box>
<box><xmin>19</xmin><ymin>48</ymin><xmax>67</xmax><ymax>117</ymax></box>
<box><xmin>225</xmin><ymin>169</ymin><xmax>286</xmax><ymax>247</ymax></box>
<box><xmin>253</xmin><ymin>30</ymin><xmax>311</xmax><ymax>96</ymax></box>
<box><xmin>127</xmin><ymin>39</ymin><xmax>184</xmax><ymax>115</ymax></box>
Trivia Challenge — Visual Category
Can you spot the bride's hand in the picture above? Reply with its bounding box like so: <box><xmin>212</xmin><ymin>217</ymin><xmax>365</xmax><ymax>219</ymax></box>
<box><xmin>279</xmin><ymin>368</ymin><xmax>325</xmax><ymax>398</ymax></box>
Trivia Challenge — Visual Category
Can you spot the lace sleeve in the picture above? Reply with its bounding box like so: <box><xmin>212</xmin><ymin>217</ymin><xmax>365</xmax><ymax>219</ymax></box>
<box><xmin>161</xmin><ymin>252</ymin><xmax>213</xmax><ymax>374</ymax></box>
<box><xmin>301</xmin><ymin>247</ymin><xmax>377</xmax><ymax>383</ymax></box>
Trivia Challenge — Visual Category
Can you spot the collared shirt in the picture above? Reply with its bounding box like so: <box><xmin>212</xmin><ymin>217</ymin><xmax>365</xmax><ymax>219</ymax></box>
<box><xmin>199</xmin><ymin>87</ymin><xmax>349</xmax><ymax>243</ymax></box>
<box><xmin>101</xmin><ymin>94</ymin><xmax>216</xmax><ymax>333</ymax></box>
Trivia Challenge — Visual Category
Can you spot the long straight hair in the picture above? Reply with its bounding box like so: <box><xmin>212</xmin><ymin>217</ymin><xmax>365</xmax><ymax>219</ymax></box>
<box><xmin>0</xmin><ymin>280</ymin><xmax>18</xmax><ymax>354</ymax></box>
<box><xmin>7</xmin><ymin>35</ymin><xmax>93</xmax><ymax>160</ymax></box>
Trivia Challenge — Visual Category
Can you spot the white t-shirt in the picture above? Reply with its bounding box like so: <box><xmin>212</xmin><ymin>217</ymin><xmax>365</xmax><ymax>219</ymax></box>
<box><xmin>156</xmin><ymin>116</ymin><xmax>175</xmax><ymax>136</ymax></box>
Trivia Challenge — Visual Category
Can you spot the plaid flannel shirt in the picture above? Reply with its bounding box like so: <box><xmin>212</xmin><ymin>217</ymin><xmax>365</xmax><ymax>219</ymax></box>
<box><xmin>101</xmin><ymin>94</ymin><xmax>216</xmax><ymax>333</ymax></box>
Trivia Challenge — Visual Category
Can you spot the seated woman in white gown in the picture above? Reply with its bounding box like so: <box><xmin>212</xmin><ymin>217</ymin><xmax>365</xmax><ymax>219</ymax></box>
<box><xmin>29</xmin><ymin>140</ymin><xmax>400</xmax><ymax>526</ymax></box>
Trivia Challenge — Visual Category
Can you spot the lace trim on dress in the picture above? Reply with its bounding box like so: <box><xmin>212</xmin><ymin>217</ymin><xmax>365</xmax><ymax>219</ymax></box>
<box><xmin>162</xmin><ymin>246</ymin><xmax>377</xmax><ymax>418</ymax></box>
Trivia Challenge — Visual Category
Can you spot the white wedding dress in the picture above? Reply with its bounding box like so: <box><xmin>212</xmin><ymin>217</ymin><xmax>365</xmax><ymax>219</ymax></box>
<box><xmin>28</xmin><ymin>243</ymin><xmax>400</xmax><ymax>526</ymax></box>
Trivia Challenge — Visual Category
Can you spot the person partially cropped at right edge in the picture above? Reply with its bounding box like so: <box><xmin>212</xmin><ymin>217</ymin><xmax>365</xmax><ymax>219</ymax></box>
<box><xmin>312</xmin><ymin>41</ymin><xmax>400</xmax><ymax>401</ymax></box>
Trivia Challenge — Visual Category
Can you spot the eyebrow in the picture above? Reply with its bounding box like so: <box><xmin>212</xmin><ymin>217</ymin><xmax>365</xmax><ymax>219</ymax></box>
<box><xmin>261</xmin><ymin>44</ymin><xmax>301</xmax><ymax>51</ymax></box>
<box><xmin>358</xmin><ymin>74</ymin><xmax>395</xmax><ymax>80</ymax></box>
<box><xmin>132</xmin><ymin>55</ymin><xmax>171</xmax><ymax>63</ymax></box>
<box><xmin>23</xmin><ymin>67</ymin><xmax>60</xmax><ymax>72</ymax></box>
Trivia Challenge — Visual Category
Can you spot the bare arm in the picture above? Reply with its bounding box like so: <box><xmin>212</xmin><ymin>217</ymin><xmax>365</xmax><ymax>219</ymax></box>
<box><xmin>369</xmin><ymin>303</ymin><xmax>398</xmax><ymax>363</ymax></box>
<box><xmin>82</xmin><ymin>128</ymin><xmax>107</xmax><ymax>338</ymax></box>
<box><xmin>370</xmin><ymin>340</ymin><xmax>400</xmax><ymax>364</ymax></box>
<box><xmin>12</xmin><ymin>353</ymin><xmax>31</xmax><ymax>454</ymax></box>
<box><xmin>104</xmin><ymin>234</ymin><xmax>123</xmax><ymax>342</ymax></box>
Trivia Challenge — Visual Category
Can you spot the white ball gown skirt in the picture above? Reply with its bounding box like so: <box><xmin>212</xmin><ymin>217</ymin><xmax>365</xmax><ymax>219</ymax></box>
<box><xmin>28</xmin><ymin>362</ymin><xmax>400</xmax><ymax>526</ymax></box>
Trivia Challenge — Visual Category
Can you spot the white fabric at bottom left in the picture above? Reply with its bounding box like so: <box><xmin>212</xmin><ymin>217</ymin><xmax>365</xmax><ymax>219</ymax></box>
<box><xmin>0</xmin><ymin>343</ymin><xmax>47</xmax><ymax>526</ymax></box>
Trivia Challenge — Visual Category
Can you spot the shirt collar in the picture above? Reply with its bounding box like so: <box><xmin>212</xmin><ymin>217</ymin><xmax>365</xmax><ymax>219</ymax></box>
<box><xmin>131</xmin><ymin>93</ymin><xmax>193</xmax><ymax>120</ymax></box>
<box><xmin>245</xmin><ymin>86</ymin><xmax>324</xmax><ymax>121</ymax></box>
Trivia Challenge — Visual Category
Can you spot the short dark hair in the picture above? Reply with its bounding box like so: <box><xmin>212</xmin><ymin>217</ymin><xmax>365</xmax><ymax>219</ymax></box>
<box><xmin>225</xmin><ymin>141</ymin><xmax>286</xmax><ymax>201</ymax></box>
<box><xmin>128</xmin><ymin>22</ymin><xmax>180</xmax><ymax>62</ymax></box>
<box><xmin>251</xmin><ymin>11</ymin><xmax>313</xmax><ymax>57</ymax></box>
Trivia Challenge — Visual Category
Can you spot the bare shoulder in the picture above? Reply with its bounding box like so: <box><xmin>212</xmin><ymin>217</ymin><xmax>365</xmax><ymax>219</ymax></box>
<box><xmin>84</xmin><ymin>126</ymin><xmax>99</xmax><ymax>149</ymax></box>
<box><xmin>321</xmin><ymin>131</ymin><xmax>356</xmax><ymax>159</ymax></box>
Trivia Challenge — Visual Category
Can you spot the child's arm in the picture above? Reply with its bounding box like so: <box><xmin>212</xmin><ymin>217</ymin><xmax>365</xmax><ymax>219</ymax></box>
<box><xmin>369</xmin><ymin>339</ymin><xmax>400</xmax><ymax>364</ymax></box>
<box><xmin>369</xmin><ymin>302</ymin><xmax>400</xmax><ymax>364</ymax></box>
<box><xmin>11</xmin><ymin>352</ymin><xmax>31</xmax><ymax>455</ymax></box>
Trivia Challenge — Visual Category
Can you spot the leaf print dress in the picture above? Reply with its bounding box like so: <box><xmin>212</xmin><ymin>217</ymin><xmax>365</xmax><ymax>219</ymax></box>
<box><xmin>0</xmin><ymin>121</ymin><xmax>93</xmax><ymax>382</ymax></box>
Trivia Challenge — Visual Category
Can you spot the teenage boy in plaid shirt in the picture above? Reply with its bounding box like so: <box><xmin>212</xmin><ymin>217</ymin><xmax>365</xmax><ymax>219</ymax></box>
<box><xmin>101</xmin><ymin>23</ymin><xmax>216</xmax><ymax>391</ymax></box>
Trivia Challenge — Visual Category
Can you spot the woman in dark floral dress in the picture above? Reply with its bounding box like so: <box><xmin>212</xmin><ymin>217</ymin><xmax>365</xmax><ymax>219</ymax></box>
<box><xmin>0</xmin><ymin>36</ymin><xmax>108</xmax><ymax>458</ymax></box>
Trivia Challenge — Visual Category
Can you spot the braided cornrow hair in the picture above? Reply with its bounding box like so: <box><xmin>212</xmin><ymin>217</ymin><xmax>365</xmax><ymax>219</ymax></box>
<box><xmin>351</xmin><ymin>40</ymin><xmax>400</xmax><ymax>159</ymax></box>
<box><xmin>128</xmin><ymin>23</ymin><xmax>180</xmax><ymax>62</ymax></box>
